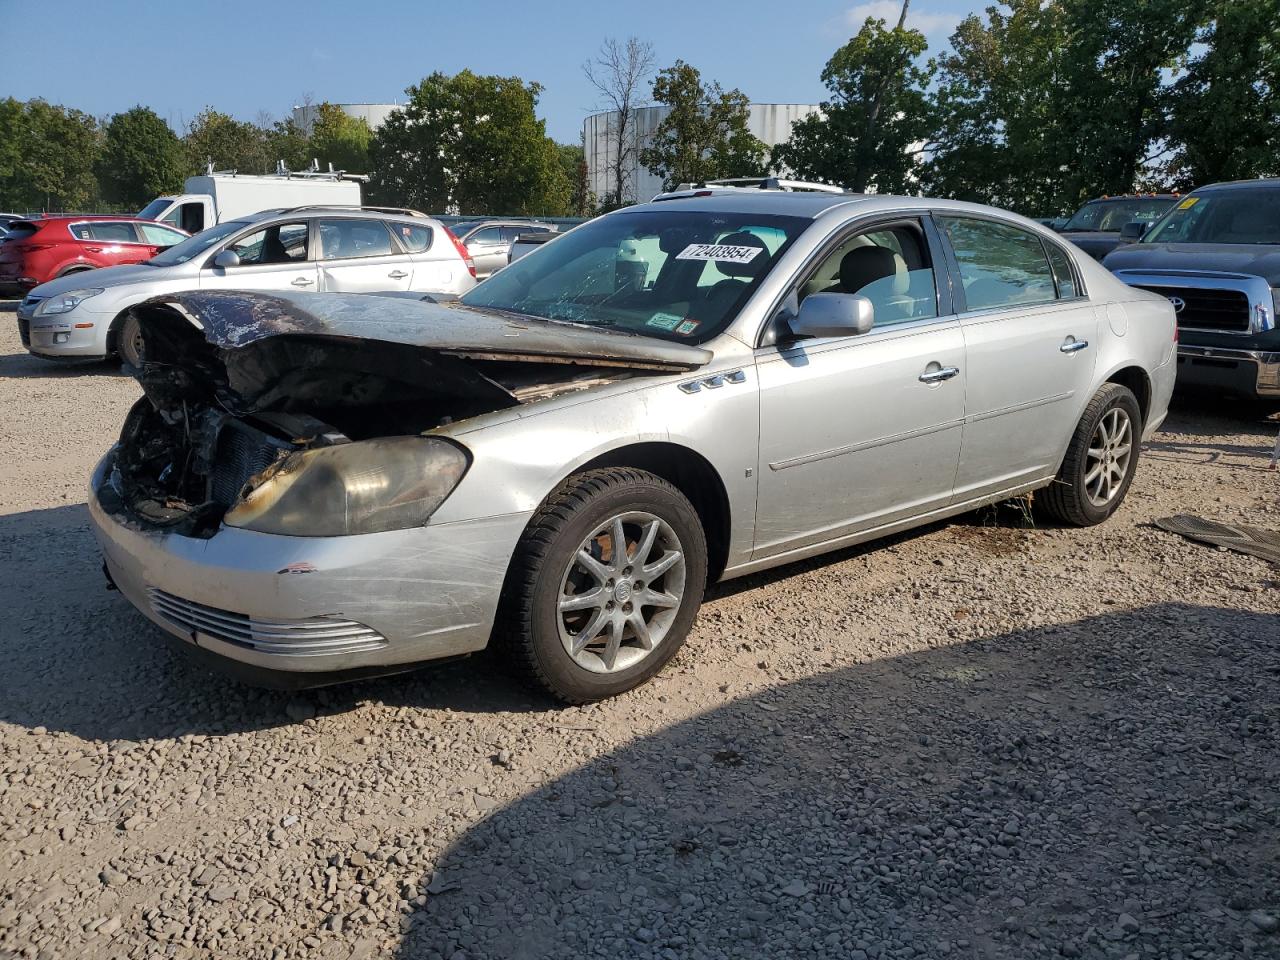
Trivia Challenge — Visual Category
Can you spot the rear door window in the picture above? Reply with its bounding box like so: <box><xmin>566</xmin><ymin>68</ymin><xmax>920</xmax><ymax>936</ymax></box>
<box><xmin>138</xmin><ymin>224</ymin><xmax>188</xmax><ymax>247</ymax></box>
<box><xmin>88</xmin><ymin>222</ymin><xmax>142</xmax><ymax>243</ymax></box>
<box><xmin>317</xmin><ymin>219</ymin><xmax>397</xmax><ymax>260</ymax></box>
<box><xmin>939</xmin><ymin>217</ymin><xmax>1057</xmax><ymax>311</ymax></box>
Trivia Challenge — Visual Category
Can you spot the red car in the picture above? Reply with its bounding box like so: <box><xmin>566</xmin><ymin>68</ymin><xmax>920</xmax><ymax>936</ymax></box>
<box><xmin>0</xmin><ymin>216</ymin><xmax>189</xmax><ymax>297</ymax></box>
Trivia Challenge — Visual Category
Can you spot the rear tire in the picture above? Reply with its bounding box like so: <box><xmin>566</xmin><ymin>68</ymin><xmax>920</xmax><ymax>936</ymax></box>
<box><xmin>1040</xmin><ymin>383</ymin><xmax>1142</xmax><ymax>526</ymax></box>
<box><xmin>116</xmin><ymin>313</ymin><xmax>143</xmax><ymax>368</ymax></box>
<box><xmin>500</xmin><ymin>468</ymin><xmax>708</xmax><ymax>704</ymax></box>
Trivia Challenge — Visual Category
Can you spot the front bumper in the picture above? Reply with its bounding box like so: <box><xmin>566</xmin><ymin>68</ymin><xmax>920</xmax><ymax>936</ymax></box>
<box><xmin>19</xmin><ymin>302</ymin><xmax>111</xmax><ymax>359</ymax></box>
<box><xmin>1175</xmin><ymin>345</ymin><xmax>1280</xmax><ymax>399</ymax></box>
<box><xmin>88</xmin><ymin>452</ymin><xmax>529</xmax><ymax>685</ymax></box>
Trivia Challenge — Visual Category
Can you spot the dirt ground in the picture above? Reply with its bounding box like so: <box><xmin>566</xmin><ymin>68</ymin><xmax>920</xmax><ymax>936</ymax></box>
<box><xmin>0</xmin><ymin>300</ymin><xmax>1277</xmax><ymax>960</ymax></box>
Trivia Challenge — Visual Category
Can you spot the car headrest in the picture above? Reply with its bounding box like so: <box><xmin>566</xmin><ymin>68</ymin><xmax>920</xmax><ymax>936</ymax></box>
<box><xmin>839</xmin><ymin>246</ymin><xmax>907</xmax><ymax>296</ymax></box>
<box><xmin>713</xmin><ymin>231</ymin><xmax>770</xmax><ymax>278</ymax></box>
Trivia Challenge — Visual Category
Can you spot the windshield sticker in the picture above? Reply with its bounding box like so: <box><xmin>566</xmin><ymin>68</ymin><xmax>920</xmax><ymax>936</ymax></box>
<box><xmin>676</xmin><ymin>319</ymin><xmax>700</xmax><ymax>336</ymax></box>
<box><xmin>1177</xmin><ymin>197</ymin><xmax>1199</xmax><ymax>210</ymax></box>
<box><xmin>675</xmin><ymin>243</ymin><xmax>763</xmax><ymax>264</ymax></box>
<box><xmin>646</xmin><ymin>312</ymin><xmax>684</xmax><ymax>331</ymax></box>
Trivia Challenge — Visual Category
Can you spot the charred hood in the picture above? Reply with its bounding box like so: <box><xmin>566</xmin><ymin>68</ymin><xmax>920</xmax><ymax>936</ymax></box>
<box><xmin>127</xmin><ymin>290</ymin><xmax>714</xmax><ymax>417</ymax></box>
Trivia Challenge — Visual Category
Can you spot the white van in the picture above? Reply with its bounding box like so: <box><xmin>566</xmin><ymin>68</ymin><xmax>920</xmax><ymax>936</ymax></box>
<box><xmin>139</xmin><ymin>169</ymin><xmax>363</xmax><ymax>235</ymax></box>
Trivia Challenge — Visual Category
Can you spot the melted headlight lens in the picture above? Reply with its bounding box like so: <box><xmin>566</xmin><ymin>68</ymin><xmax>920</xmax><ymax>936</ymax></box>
<box><xmin>223</xmin><ymin>437</ymin><xmax>469</xmax><ymax>537</ymax></box>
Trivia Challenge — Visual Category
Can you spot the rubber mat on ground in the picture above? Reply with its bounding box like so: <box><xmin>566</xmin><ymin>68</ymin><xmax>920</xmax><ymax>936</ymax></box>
<box><xmin>1155</xmin><ymin>514</ymin><xmax>1280</xmax><ymax>565</ymax></box>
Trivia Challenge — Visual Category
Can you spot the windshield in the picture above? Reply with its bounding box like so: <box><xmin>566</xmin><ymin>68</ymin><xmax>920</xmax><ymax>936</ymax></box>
<box><xmin>147</xmin><ymin>220</ymin><xmax>249</xmax><ymax>266</ymax></box>
<box><xmin>137</xmin><ymin>198</ymin><xmax>175</xmax><ymax>221</ymax></box>
<box><xmin>1064</xmin><ymin>198</ymin><xmax>1175</xmax><ymax>232</ymax></box>
<box><xmin>460</xmin><ymin>209</ymin><xmax>810</xmax><ymax>343</ymax></box>
<box><xmin>1143</xmin><ymin>188</ymin><xmax>1280</xmax><ymax>245</ymax></box>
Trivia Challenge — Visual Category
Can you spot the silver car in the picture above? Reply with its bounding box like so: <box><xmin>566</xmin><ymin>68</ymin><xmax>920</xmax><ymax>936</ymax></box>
<box><xmin>18</xmin><ymin>206</ymin><xmax>477</xmax><ymax>366</ymax></box>
<box><xmin>88</xmin><ymin>192</ymin><xmax>1176</xmax><ymax>702</ymax></box>
<box><xmin>455</xmin><ymin>220</ymin><xmax>556</xmax><ymax>279</ymax></box>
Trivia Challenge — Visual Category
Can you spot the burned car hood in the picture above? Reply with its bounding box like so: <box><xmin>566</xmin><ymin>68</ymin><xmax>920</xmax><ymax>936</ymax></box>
<box><xmin>1103</xmin><ymin>242</ymin><xmax>1280</xmax><ymax>285</ymax></box>
<box><xmin>149</xmin><ymin>289</ymin><xmax>712</xmax><ymax>368</ymax></box>
<box><xmin>127</xmin><ymin>289</ymin><xmax>713</xmax><ymax>418</ymax></box>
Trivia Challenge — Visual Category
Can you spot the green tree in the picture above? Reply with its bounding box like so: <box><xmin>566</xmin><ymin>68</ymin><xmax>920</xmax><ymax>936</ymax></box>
<box><xmin>772</xmin><ymin>7</ymin><xmax>933</xmax><ymax>193</ymax></box>
<box><xmin>263</xmin><ymin>116</ymin><xmax>312</xmax><ymax>173</ymax></box>
<box><xmin>1165</xmin><ymin>0</ymin><xmax>1280</xmax><ymax>186</ymax></box>
<box><xmin>639</xmin><ymin>61</ymin><xmax>766</xmax><ymax>190</ymax></box>
<box><xmin>368</xmin><ymin>70</ymin><xmax>571</xmax><ymax>216</ymax></box>
<box><xmin>309</xmin><ymin>103</ymin><xmax>371</xmax><ymax>174</ymax></box>
<box><xmin>97</xmin><ymin>106</ymin><xmax>186</xmax><ymax>208</ymax></box>
<box><xmin>925</xmin><ymin>0</ymin><xmax>1205</xmax><ymax>215</ymax></box>
<box><xmin>0</xmin><ymin>100</ymin><xmax>101</xmax><ymax>211</ymax></box>
<box><xmin>557</xmin><ymin>141</ymin><xmax>593</xmax><ymax>216</ymax></box>
<box><xmin>184</xmin><ymin>108</ymin><xmax>270</xmax><ymax>175</ymax></box>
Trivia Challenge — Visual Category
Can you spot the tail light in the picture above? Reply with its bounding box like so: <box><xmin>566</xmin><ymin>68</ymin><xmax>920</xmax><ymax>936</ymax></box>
<box><xmin>444</xmin><ymin>226</ymin><xmax>477</xmax><ymax>279</ymax></box>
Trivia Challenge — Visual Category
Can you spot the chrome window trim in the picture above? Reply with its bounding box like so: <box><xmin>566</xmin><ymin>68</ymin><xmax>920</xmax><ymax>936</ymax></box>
<box><xmin>933</xmin><ymin>211</ymin><xmax>1089</xmax><ymax>315</ymax></box>
<box><xmin>66</xmin><ymin>220</ymin><xmax>149</xmax><ymax>246</ymax></box>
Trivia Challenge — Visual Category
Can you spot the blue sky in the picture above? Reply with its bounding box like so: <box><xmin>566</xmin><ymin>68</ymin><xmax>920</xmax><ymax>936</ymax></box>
<box><xmin>0</xmin><ymin>0</ymin><xmax>981</xmax><ymax>143</ymax></box>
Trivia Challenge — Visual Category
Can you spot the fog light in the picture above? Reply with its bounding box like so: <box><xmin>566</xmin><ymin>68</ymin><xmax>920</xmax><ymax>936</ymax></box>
<box><xmin>53</xmin><ymin>332</ymin><xmax>69</xmax><ymax>343</ymax></box>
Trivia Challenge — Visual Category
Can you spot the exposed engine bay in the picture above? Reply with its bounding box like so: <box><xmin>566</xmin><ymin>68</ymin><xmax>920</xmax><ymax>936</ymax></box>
<box><xmin>108</xmin><ymin>291</ymin><xmax>711</xmax><ymax>537</ymax></box>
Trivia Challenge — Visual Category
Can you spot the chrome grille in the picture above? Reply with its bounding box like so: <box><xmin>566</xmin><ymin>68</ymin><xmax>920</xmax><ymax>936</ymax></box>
<box><xmin>1132</xmin><ymin>284</ymin><xmax>1251</xmax><ymax>333</ymax></box>
<box><xmin>146</xmin><ymin>588</ymin><xmax>387</xmax><ymax>656</ymax></box>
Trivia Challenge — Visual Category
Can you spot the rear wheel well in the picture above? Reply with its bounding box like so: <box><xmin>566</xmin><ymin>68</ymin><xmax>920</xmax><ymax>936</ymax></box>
<box><xmin>575</xmin><ymin>443</ymin><xmax>731</xmax><ymax>583</ymax></box>
<box><xmin>1105</xmin><ymin>366</ymin><xmax>1151</xmax><ymax>425</ymax></box>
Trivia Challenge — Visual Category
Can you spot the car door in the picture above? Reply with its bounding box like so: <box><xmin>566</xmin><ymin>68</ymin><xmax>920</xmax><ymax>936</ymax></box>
<box><xmin>936</xmin><ymin>215</ymin><xmax>1099</xmax><ymax>500</ymax></box>
<box><xmin>385</xmin><ymin>220</ymin><xmax>461</xmax><ymax>292</ymax></box>
<box><xmin>465</xmin><ymin>226</ymin><xmax>507</xmax><ymax>279</ymax></box>
<box><xmin>199</xmin><ymin>220</ymin><xmax>318</xmax><ymax>293</ymax></box>
<box><xmin>316</xmin><ymin>218</ymin><xmax>413</xmax><ymax>292</ymax></box>
<box><xmin>752</xmin><ymin>217</ymin><xmax>967</xmax><ymax>560</ymax></box>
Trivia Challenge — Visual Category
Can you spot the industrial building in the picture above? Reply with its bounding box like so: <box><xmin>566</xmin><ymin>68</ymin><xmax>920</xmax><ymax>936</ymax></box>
<box><xmin>583</xmin><ymin>103</ymin><xmax>821</xmax><ymax>205</ymax></box>
<box><xmin>291</xmin><ymin>102</ymin><xmax>400</xmax><ymax>134</ymax></box>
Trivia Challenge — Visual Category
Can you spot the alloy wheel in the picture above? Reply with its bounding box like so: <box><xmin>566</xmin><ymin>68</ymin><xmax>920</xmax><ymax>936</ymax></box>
<box><xmin>556</xmin><ymin>511</ymin><xmax>686</xmax><ymax>674</ymax></box>
<box><xmin>1083</xmin><ymin>407</ymin><xmax>1133</xmax><ymax>507</ymax></box>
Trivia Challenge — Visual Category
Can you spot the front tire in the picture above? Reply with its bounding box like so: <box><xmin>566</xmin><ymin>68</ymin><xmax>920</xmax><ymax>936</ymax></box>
<box><xmin>501</xmin><ymin>468</ymin><xmax>708</xmax><ymax>703</ymax></box>
<box><xmin>1040</xmin><ymin>383</ymin><xmax>1142</xmax><ymax>526</ymax></box>
<box><xmin>116</xmin><ymin>313</ymin><xmax>143</xmax><ymax>368</ymax></box>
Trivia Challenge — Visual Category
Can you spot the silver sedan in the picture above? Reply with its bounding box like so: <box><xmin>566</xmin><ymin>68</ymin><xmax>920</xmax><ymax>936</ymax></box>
<box><xmin>88</xmin><ymin>192</ymin><xmax>1176</xmax><ymax>702</ymax></box>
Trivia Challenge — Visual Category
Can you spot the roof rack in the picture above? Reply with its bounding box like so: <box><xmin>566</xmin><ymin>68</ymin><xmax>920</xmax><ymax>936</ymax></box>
<box><xmin>274</xmin><ymin>204</ymin><xmax>430</xmax><ymax>218</ymax></box>
<box><xmin>703</xmin><ymin>177</ymin><xmax>848</xmax><ymax>194</ymax></box>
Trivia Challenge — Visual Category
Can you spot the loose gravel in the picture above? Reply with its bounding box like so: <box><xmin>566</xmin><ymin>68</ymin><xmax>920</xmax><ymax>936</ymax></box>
<box><xmin>0</xmin><ymin>302</ymin><xmax>1277</xmax><ymax>959</ymax></box>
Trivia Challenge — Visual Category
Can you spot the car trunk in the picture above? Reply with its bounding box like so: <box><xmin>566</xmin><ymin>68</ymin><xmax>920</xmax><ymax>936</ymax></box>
<box><xmin>105</xmin><ymin>290</ymin><xmax>711</xmax><ymax>537</ymax></box>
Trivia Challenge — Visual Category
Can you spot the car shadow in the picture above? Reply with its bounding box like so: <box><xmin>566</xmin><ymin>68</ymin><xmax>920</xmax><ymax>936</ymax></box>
<box><xmin>395</xmin><ymin>602</ymin><xmax>1280</xmax><ymax>960</ymax></box>
<box><xmin>0</xmin><ymin>299</ymin><xmax>18</xmax><ymax>314</ymax></box>
<box><xmin>0</xmin><ymin>347</ymin><xmax>125</xmax><ymax>379</ymax></box>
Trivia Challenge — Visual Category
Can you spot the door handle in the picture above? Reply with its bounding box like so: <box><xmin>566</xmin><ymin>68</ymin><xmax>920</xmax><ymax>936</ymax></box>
<box><xmin>291</xmin><ymin>277</ymin><xmax>313</xmax><ymax>287</ymax></box>
<box><xmin>84</xmin><ymin>246</ymin><xmax>102</xmax><ymax>253</ymax></box>
<box><xmin>387</xmin><ymin>270</ymin><xmax>409</xmax><ymax>279</ymax></box>
<box><xmin>1060</xmin><ymin>338</ymin><xmax>1089</xmax><ymax>353</ymax></box>
<box><xmin>919</xmin><ymin>365</ymin><xmax>960</xmax><ymax>384</ymax></box>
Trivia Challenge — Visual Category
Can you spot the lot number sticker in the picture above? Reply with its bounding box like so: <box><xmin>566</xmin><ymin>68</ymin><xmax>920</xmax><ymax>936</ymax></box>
<box><xmin>676</xmin><ymin>243</ymin><xmax>763</xmax><ymax>264</ymax></box>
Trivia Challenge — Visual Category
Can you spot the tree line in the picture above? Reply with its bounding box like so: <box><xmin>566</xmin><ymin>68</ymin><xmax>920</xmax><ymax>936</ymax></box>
<box><xmin>2</xmin><ymin>0</ymin><xmax>1274</xmax><ymax>220</ymax></box>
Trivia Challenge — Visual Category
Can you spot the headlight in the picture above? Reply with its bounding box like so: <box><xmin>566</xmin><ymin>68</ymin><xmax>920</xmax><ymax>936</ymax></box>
<box><xmin>223</xmin><ymin>437</ymin><xmax>469</xmax><ymax>537</ymax></box>
<box><xmin>34</xmin><ymin>288</ymin><xmax>104</xmax><ymax>316</ymax></box>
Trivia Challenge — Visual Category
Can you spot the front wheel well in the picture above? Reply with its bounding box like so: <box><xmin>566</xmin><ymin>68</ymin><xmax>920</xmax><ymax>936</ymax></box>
<box><xmin>105</xmin><ymin>308</ymin><xmax>135</xmax><ymax>357</ymax></box>
<box><xmin>573</xmin><ymin>442</ymin><xmax>731</xmax><ymax>583</ymax></box>
<box><xmin>1105</xmin><ymin>366</ymin><xmax>1151</xmax><ymax>425</ymax></box>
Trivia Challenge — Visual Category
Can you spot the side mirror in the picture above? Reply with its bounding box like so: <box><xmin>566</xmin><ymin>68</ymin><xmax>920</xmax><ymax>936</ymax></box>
<box><xmin>212</xmin><ymin>250</ymin><xmax>240</xmax><ymax>269</ymax></box>
<box><xmin>1050</xmin><ymin>218</ymin><xmax>1067</xmax><ymax>232</ymax></box>
<box><xmin>1119</xmin><ymin>221</ymin><xmax>1146</xmax><ymax>242</ymax></box>
<box><xmin>788</xmin><ymin>293</ymin><xmax>875</xmax><ymax>339</ymax></box>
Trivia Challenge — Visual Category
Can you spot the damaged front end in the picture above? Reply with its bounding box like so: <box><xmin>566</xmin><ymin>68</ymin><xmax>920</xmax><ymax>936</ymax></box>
<box><xmin>106</xmin><ymin>290</ymin><xmax>710</xmax><ymax>538</ymax></box>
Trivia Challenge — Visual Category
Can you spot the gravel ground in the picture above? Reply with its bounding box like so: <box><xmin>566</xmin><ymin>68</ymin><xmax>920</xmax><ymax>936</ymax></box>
<box><xmin>0</xmin><ymin>299</ymin><xmax>1277</xmax><ymax>960</ymax></box>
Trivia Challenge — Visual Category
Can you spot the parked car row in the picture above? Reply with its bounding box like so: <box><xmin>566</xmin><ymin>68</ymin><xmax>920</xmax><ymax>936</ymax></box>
<box><xmin>18</xmin><ymin>206</ymin><xmax>478</xmax><ymax>365</ymax></box>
